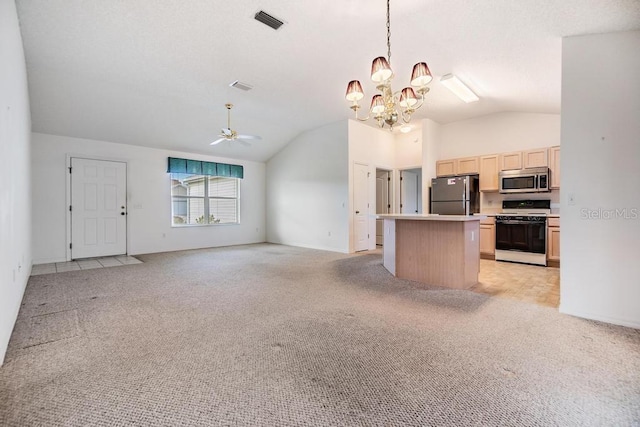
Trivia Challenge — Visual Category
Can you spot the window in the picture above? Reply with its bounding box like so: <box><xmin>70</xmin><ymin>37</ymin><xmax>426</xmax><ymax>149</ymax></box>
<box><xmin>167</xmin><ymin>157</ymin><xmax>243</xmax><ymax>226</ymax></box>
<box><xmin>170</xmin><ymin>174</ymin><xmax>239</xmax><ymax>226</ymax></box>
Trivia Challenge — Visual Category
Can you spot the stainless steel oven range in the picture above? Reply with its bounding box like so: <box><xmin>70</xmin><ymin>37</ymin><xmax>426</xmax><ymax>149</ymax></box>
<box><xmin>494</xmin><ymin>199</ymin><xmax>551</xmax><ymax>266</ymax></box>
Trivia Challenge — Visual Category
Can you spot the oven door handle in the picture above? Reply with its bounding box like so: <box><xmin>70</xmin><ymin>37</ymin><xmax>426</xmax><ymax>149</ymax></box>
<box><xmin>497</xmin><ymin>220</ymin><xmax>546</xmax><ymax>225</ymax></box>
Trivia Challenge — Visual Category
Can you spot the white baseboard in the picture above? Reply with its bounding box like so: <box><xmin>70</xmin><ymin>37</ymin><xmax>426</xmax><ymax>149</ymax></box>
<box><xmin>559</xmin><ymin>305</ymin><xmax>640</xmax><ymax>329</ymax></box>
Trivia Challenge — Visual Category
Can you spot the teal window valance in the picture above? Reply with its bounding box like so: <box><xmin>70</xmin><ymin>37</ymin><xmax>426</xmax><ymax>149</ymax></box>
<box><xmin>167</xmin><ymin>157</ymin><xmax>243</xmax><ymax>179</ymax></box>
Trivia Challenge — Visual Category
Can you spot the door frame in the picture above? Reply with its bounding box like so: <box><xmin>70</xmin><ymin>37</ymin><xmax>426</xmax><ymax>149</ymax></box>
<box><xmin>375</xmin><ymin>167</ymin><xmax>393</xmax><ymax>246</ymax></box>
<box><xmin>397</xmin><ymin>166</ymin><xmax>423</xmax><ymax>214</ymax></box>
<box><xmin>65</xmin><ymin>154</ymin><xmax>129</xmax><ymax>261</ymax></box>
<box><xmin>352</xmin><ymin>162</ymin><xmax>370</xmax><ymax>253</ymax></box>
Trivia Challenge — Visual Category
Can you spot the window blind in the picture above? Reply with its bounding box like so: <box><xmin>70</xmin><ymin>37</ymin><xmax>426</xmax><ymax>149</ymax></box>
<box><xmin>167</xmin><ymin>157</ymin><xmax>243</xmax><ymax>179</ymax></box>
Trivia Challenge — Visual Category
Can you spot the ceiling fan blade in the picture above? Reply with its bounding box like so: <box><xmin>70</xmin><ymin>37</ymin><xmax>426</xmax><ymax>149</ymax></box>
<box><xmin>237</xmin><ymin>139</ymin><xmax>251</xmax><ymax>147</ymax></box>
<box><xmin>210</xmin><ymin>138</ymin><xmax>226</xmax><ymax>146</ymax></box>
<box><xmin>236</xmin><ymin>134</ymin><xmax>262</xmax><ymax>140</ymax></box>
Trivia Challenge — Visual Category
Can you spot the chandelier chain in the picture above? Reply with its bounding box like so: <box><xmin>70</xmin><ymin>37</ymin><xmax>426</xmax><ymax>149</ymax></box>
<box><xmin>386</xmin><ymin>0</ymin><xmax>391</xmax><ymax>65</ymax></box>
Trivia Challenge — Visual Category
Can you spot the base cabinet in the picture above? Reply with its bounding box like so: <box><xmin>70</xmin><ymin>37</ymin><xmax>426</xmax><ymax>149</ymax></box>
<box><xmin>479</xmin><ymin>217</ymin><xmax>495</xmax><ymax>258</ymax></box>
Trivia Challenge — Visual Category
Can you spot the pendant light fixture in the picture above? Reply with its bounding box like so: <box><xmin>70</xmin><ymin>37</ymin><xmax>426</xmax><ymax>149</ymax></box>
<box><xmin>345</xmin><ymin>0</ymin><xmax>432</xmax><ymax>130</ymax></box>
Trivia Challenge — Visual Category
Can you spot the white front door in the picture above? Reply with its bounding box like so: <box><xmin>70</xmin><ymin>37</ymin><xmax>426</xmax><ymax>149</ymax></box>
<box><xmin>401</xmin><ymin>171</ymin><xmax>419</xmax><ymax>214</ymax></box>
<box><xmin>71</xmin><ymin>158</ymin><xmax>127</xmax><ymax>259</ymax></box>
<box><xmin>354</xmin><ymin>163</ymin><xmax>369</xmax><ymax>252</ymax></box>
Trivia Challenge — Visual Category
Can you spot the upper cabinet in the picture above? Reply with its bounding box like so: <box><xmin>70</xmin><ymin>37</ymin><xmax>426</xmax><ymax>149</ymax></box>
<box><xmin>436</xmin><ymin>157</ymin><xmax>479</xmax><ymax>177</ymax></box>
<box><xmin>456</xmin><ymin>157</ymin><xmax>480</xmax><ymax>175</ymax></box>
<box><xmin>500</xmin><ymin>152</ymin><xmax>522</xmax><ymax>171</ymax></box>
<box><xmin>523</xmin><ymin>148</ymin><xmax>548</xmax><ymax>168</ymax></box>
<box><xmin>436</xmin><ymin>160</ymin><xmax>456</xmax><ymax>177</ymax></box>
<box><xmin>437</xmin><ymin>145</ymin><xmax>560</xmax><ymax>191</ymax></box>
<box><xmin>549</xmin><ymin>146</ymin><xmax>560</xmax><ymax>189</ymax></box>
<box><xmin>479</xmin><ymin>155</ymin><xmax>499</xmax><ymax>192</ymax></box>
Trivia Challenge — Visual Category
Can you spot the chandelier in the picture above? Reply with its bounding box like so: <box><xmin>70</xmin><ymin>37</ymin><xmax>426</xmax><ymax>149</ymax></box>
<box><xmin>345</xmin><ymin>0</ymin><xmax>432</xmax><ymax>130</ymax></box>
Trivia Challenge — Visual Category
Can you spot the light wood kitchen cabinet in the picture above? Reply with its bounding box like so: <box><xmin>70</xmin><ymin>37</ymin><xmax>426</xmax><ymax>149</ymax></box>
<box><xmin>479</xmin><ymin>155</ymin><xmax>499</xmax><ymax>192</ymax></box>
<box><xmin>549</xmin><ymin>146</ymin><xmax>560</xmax><ymax>189</ymax></box>
<box><xmin>436</xmin><ymin>160</ymin><xmax>456</xmax><ymax>177</ymax></box>
<box><xmin>436</xmin><ymin>157</ymin><xmax>479</xmax><ymax>177</ymax></box>
<box><xmin>479</xmin><ymin>217</ymin><xmax>495</xmax><ymax>258</ymax></box>
<box><xmin>500</xmin><ymin>152</ymin><xmax>522</xmax><ymax>171</ymax></box>
<box><xmin>547</xmin><ymin>217</ymin><xmax>560</xmax><ymax>264</ymax></box>
<box><xmin>523</xmin><ymin>148</ymin><xmax>548</xmax><ymax>168</ymax></box>
<box><xmin>456</xmin><ymin>156</ymin><xmax>480</xmax><ymax>175</ymax></box>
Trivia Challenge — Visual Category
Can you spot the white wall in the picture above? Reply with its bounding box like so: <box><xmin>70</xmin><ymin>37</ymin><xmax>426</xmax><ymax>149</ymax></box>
<box><xmin>395</xmin><ymin>129</ymin><xmax>422</xmax><ymax>169</ymax></box>
<box><xmin>266</xmin><ymin>121</ymin><xmax>349</xmax><ymax>253</ymax></box>
<box><xmin>32</xmin><ymin>133</ymin><xmax>266</xmax><ymax>263</ymax></box>
<box><xmin>421</xmin><ymin>119</ymin><xmax>441</xmax><ymax>213</ymax></box>
<box><xmin>560</xmin><ymin>31</ymin><xmax>640</xmax><ymax>328</ymax></box>
<box><xmin>348</xmin><ymin>120</ymin><xmax>396</xmax><ymax>251</ymax></box>
<box><xmin>439</xmin><ymin>112</ymin><xmax>561</xmax><ymax>159</ymax></box>
<box><xmin>0</xmin><ymin>0</ymin><xmax>32</xmax><ymax>364</ymax></box>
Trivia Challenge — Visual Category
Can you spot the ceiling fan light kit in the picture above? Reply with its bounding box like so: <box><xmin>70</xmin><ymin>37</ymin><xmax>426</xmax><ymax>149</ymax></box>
<box><xmin>344</xmin><ymin>0</ymin><xmax>433</xmax><ymax>130</ymax></box>
<box><xmin>210</xmin><ymin>103</ymin><xmax>262</xmax><ymax>146</ymax></box>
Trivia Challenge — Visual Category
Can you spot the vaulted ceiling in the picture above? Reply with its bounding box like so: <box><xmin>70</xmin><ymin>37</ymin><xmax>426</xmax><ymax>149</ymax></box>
<box><xmin>15</xmin><ymin>0</ymin><xmax>640</xmax><ymax>162</ymax></box>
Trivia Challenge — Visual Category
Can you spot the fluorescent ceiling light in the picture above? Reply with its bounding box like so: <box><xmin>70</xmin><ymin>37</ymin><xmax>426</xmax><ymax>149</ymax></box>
<box><xmin>440</xmin><ymin>74</ymin><xmax>479</xmax><ymax>103</ymax></box>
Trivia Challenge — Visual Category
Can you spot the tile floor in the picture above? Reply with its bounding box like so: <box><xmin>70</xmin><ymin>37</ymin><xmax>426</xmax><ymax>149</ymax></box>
<box><xmin>31</xmin><ymin>256</ymin><xmax>142</xmax><ymax>275</ymax></box>
<box><xmin>472</xmin><ymin>259</ymin><xmax>560</xmax><ymax>308</ymax></box>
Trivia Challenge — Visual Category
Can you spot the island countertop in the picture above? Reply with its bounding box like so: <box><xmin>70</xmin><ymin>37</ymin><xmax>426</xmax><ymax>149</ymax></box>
<box><xmin>377</xmin><ymin>214</ymin><xmax>486</xmax><ymax>222</ymax></box>
<box><xmin>379</xmin><ymin>214</ymin><xmax>482</xmax><ymax>289</ymax></box>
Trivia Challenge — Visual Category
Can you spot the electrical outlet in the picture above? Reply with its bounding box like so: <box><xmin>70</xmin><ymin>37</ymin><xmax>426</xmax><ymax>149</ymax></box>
<box><xmin>328</xmin><ymin>231</ymin><xmax>331</xmax><ymax>237</ymax></box>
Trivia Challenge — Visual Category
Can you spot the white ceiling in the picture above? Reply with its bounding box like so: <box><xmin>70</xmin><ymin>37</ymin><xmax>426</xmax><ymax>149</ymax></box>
<box><xmin>15</xmin><ymin>0</ymin><xmax>640</xmax><ymax>162</ymax></box>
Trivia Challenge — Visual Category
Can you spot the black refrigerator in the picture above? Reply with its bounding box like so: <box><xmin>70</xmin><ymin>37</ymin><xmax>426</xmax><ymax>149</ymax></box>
<box><xmin>430</xmin><ymin>175</ymin><xmax>480</xmax><ymax>215</ymax></box>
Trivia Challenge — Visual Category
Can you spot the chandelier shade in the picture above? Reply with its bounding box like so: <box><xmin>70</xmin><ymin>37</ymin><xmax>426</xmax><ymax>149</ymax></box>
<box><xmin>345</xmin><ymin>80</ymin><xmax>365</xmax><ymax>102</ymax></box>
<box><xmin>410</xmin><ymin>62</ymin><xmax>433</xmax><ymax>88</ymax></box>
<box><xmin>399</xmin><ymin>87</ymin><xmax>418</xmax><ymax>108</ymax></box>
<box><xmin>344</xmin><ymin>0</ymin><xmax>433</xmax><ymax>129</ymax></box>
<box><xmin>370</xmin><ymin>95</ymin><xmax>385</xmax><ymax>115</ymax></box>
<box><xmin>371</xmin><ymin>57</ymin><xmax>393</xmax><ymax>83</ymax></box>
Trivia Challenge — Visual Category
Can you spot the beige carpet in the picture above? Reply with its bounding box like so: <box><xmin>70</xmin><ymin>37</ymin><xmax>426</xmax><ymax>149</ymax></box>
<box><xmin>1</xmin><ymin>243</ymin><xmax>639</xmax><ymax>426</ymax></box>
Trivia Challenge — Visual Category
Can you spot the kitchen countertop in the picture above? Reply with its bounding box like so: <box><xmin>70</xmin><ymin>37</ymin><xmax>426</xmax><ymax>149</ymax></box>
<box><xmin>377</xmin><ymin>214</ymin><xmax>485</xmax><ymax>222</ymax></box>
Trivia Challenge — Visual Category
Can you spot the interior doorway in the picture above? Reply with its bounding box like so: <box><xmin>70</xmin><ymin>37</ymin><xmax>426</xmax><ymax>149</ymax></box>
<box><xmin>375</xmin><ymin>169</ymin><xmax>392</xmax><ymax>246</ymax></box>
<box><xmin>400</xmin><ymin>168</ymin><xmax>422</xmax><ymax>214</ymax></box>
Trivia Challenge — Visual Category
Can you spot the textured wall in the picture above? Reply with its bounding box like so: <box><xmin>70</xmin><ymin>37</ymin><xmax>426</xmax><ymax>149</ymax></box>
<box><xmin>0</xmin><ymin>0</ymin><xmax>33</xmax><ymax>364</ymax></box>
<box><xmin>31</xmin><ymin>133</ymin><xmax>266</xmax><ymax>263</ymax></box>
<box><xmin>560</xmin><ymin>30</ymin><xmax>640</xmax><ymax>328</ymax></box>
<box><xmin>266</xmin><ymin>121</ymin><xmax>349</xmax><ymax>253</ymax></box>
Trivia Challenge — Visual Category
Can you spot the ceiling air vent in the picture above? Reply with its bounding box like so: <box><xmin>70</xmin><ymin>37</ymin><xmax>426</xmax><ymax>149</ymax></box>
<box><xmin>229</xmin><ymin>80</ymin><xmax>253</xmax><ymax>91</ymax></box>
<box><xmin>254</xmin><ymin>10</ymin><xmax>284</xmax><ymax>30</ymax></box>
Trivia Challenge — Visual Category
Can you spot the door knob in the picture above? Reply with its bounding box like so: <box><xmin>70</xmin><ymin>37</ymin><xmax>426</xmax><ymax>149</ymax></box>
<box><xmin>356</xmin><ymin>210</ymin><xmax>360</xmax><ymax>214</ymax></box>
<box><xmin>121</xmin><ymin>212</ymin><xmax>126</xmax><ymax>216</ymax></box>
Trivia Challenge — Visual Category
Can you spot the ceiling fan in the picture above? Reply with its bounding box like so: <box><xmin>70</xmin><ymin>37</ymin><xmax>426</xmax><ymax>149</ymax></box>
<box><xmin>210</xmin><ymin>103</ymin><xmax>262</xmax><ymax>146</ymax></box>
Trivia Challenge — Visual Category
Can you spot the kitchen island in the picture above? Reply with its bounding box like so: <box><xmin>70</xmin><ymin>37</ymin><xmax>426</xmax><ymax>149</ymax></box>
<box><xmin>377</xmin><ymin>214</ymin><xmax>484</xmax><ymax>289</ymax></box>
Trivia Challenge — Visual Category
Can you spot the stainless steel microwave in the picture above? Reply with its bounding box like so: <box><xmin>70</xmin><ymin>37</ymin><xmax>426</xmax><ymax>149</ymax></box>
<box><xmin>499</xmin><ymin>167</ymin><xmax>550</xmax><ymax>193</ymax></box>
